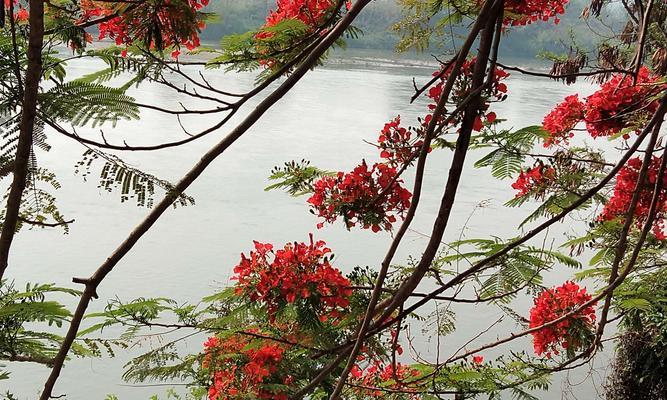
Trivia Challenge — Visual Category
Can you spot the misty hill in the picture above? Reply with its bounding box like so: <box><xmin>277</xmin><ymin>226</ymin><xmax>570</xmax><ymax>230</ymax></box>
<box><xmin>202</xmin><ymin>0</ymin><xmax>626</xmax><ymax>60</ymax></box>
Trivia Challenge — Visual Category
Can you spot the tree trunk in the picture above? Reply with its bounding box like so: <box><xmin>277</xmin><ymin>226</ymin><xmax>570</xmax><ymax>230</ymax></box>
<box><xmin>0</xmin><ymin>0</ymin><xmax>45</xmax><ymax>281</ymax></box>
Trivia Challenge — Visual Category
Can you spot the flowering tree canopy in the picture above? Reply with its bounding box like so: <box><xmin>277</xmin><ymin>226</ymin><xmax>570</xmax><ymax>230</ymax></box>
<box><xmin>2</xmin><ymin>0</ymin><xmax>667</xmax><ymax>399</ymax></box>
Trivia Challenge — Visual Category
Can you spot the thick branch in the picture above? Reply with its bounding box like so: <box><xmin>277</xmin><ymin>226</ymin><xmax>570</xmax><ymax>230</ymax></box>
<box><xmin>377</xmin><ymin>0</ymin><xmax>501</xmax><ymax>327</ymax></box>
<box><xmin>4</xmin><ymin>354</ymin><xmax>54</xmax><ymax>366</ymax></box>
<box><xmin>0</xmin><ymin>0</ymin><xmax>45</xmax><ymax>281</ymax></box>
<box><xmin>596</xmin><ymin>113</ymin><xmax>664</xmax><ymax>342</ymax></box>
<box><xmin>325</xmin><ymin>2</ymin><xmax>502</xmax><ymax>398</ymax></box>
<box><xmin>632</xmin><ymin>0</ymin><xmax>654</xmax><ymax>81</ymax></box>
<box><xmin>18</xmin><ymin>217</ymin><xmax>75</xmax><ymax>228</ymax></box>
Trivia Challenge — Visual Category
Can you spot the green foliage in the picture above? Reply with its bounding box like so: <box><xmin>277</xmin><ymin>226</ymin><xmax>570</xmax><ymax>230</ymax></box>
<box><xmin>74</xmin><ymin>257</ymin><xmax>569</xmax><ymax>400</ymax></box>
<box><xmin>472</xmin><ymin>126</ymin><xmax>548</xmax><ymax>180</ymax></box>
<box><xmin>201</xmin><ymin>6</ymin><xmax>356</xmax><ymax>80</ymax></box>
<box><xmin>265</xmin><ymin>159</ymin><xmax>334</xmax><ymax>196</ymax></box>
<box><xmin>393</xmin><ymin>0</ymin><xmax>473</xmax><ymax>52</ymax></box>
<box><xmin>0</xmin><ymin>281</ymin><xmax>88</xmax><ymax>375</ymax></box>
<box><xmin>0</xmin><ymin>107</ymin><xmax>70</xmax><ymax>230</ymax></box>
<box><xmin>605</xmin><ymin>269</ymin><xmax>667</xmax><ymax>399</ymax></box>
<box><xmin>475</xmin><ymin>125</ymin><xmax>608</xmax><ymax>228</ymax></box>
<box><xmin>41</xmin><ymin>81</ymin><xmax>140</xmax><ymax>128</ymax></box>
<box><xmin>14</xmin><ymin>168</ymin><xmax>71</xmax><ymax>233</ymax></box>
<box><xmin>122</xmin><ymin>342</ymin><xmax>202</xmax><ymax>384</ymax></box>
<box><xmin>423</xmin><ymin>305</ymin><xmax>457</xmax><ymax>337</ymax></box>
<box><xmin>78</xmin><ymin>271</ymin><xmax>399</xmax><ymax>397</ymax></box>
<box><xmin>0</xmin><ymin>30</ymin><xmax>179</xmax><ymax>235</ymax></box>
<box><xmin>436</xmin><ymin>237</ymin><xmax>580</xmax><ymax>303</ymax></box>
<box><xmin>213</xmin><ymin>18</ymin><xmax>311</xmax><ymax>69</ymax></box>
<box><xmin>75</xmin><ymin>149</ymin><xmax>195</xmax><ymax>208</ymax></box>
<box><xmin>81</xmin><ymin>47</ymin><xmax>168</xmax><ymax>86</ymax></box>
<box><xmin>428</xmin><ymin>353</ymin><xmax>552</xmax><ymax>399</ymax></box>
<box><xmin>204</xmin><ymin>0</ymin><xmax>401</xmax><ymax>51</ymax></box>
<box><xmin>79</xmin><ymin>297</ymin><xmax>194</xmax><ymax>339</ymax></box>
<box><xmin>392</xmin><ymin>0</ymin><xmax>626</xmax><ymax>57</ymax></box>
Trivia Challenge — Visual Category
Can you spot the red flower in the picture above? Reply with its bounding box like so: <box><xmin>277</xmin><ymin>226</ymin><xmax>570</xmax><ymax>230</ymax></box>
<box><xmin>256</xmin><ymin>0</ymin><xmax>351</xmax><ymax>65</ymax></box>
<box><xmin>599</xmin><ymin>156</ymin><xmax>667</xmax><ymax>239</ymax></box>
<box><xmin>79</xmin><ymin>0</ymin><xmax>207</xmax><ymax>52</ymax></box>
<box><xmin>426</xmin><ymin>59</ymin><xmax>508</xmax><ymax>133</ymax></box>
<box><xmin>350</xmin><ymin>362</ymin><xmax>421</xmax><ymax>398</ymax></box>
<box><xmin>262</xmin><ymin>0</ymin><xmax>347</xmax><ymax>29</ymax></box>
<box><xmin>15</xmin><ymin>6</ymin><xmax>28</xmax><ymax>21</ymax></box>
<box><xmin>377</xmin><ymin>116</ymin><xmax>423</xmax><ymax>167</ymax></box>
<box><xmin>584</xmin><ymin>67</ymin><xmax>663</xmax><ymax>138</ymax></box>
<box><xmin>472</xmin><ymin>355</ymin><xmax>484</xmax><ymax>364</ymax></box>
<box><xmin>511</xmin><ymin>163</ymin><xmax>556</xmax><ymax>197</ymax></box>
<box><xmin>542</xmin><ymin>94</ymin><xmax>585</xmax><ymax>147</ymax></box>
<box><xmin>529</xmin><ymin>281</ymin><xmax>597</xmax><ymax>358</ymax></box>
<box><xmin>502</xmin><ymin>0</ymin><xmax>569</xmax><ymax>26</ymax></box>
<box><xmin>204</xmin><ymin>333</ymin><xmax>288</xmax><ymax>400</ymax></box>
<box><xmin>307</xmin><ymin>160</ymin><xmax>412</xmax><ymax>232</ymax></box>
<box><xmin>232</xmin><ymin>236</ymin><xmax>352</xmax><ymax>322</ymax></box>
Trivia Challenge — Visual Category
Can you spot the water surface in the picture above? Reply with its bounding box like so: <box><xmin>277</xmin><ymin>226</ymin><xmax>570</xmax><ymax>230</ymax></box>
<box><xmin>5</xmin><ymin>53</ymin><xmax>608</xmax><ymax>399</ymax></box>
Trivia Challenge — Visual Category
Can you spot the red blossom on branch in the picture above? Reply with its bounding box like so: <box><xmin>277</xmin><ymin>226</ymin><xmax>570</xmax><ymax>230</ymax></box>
<box><xmin>377</xmin><ymin>115</ymin><xmax>423</xmax><ymax>167</ymax></box>
<box><xmin>511</xmin><ymin>163</ymin><xmax>556</xmax><ymax>197</ymax></box>
<box><xmin>599</xmin><ymin>156</ymin><xmax>667</xmax><ymax>239</ymax></box>
<box><xmin>541</xmin><ymin>68</ymin><xmax>665</xmax><ymax>145</ymax></box>
<box><xmin>503</xmin><ymin>0</ymin><xmax>568</xmax><ymax>26</ymax></box>
<box><xmin>350</xmin><ymin>362</ymin><xmax>421</xmax><ymax>398</ymax></box>
<box><xmin>584</xmin><ymin>67</ymin><xmax>663</xmax><ymax>138</ymax></box>
<box><xmin>254</xmin><ymin>0</ymin><xmax>350</xmax><ymax>67</ymax></box>
<box><xmin>78</xmin><ymin>0</ymin><xmax>208</xmax><ymax>56</ymax></box>
<box><xmin>529</xmin><ymin>281</ymin><xmax>597</xmax><ymax>358</ymax></box>
<box><xmin>232</xmin><ymin>236</ymin><xmax>352</xmax><ymax>322</ymax></box>
<box><xmin>307</xmin><ymin>160</ymin><xmax>412</xmax><ymax>232</ymax></box>
<box><xmin>15</xmin><ymin>6</ymin><xmax>28</xmax><ymax>21</ymax></box>
<box><xmin>542</xmin><ymin>94</ymin><xmax>585</xmax><ymax>147</ymax></box>
<box><xmin>262</xmin><ymin>0</ymin><xmax>350</xmax><ymax>31</ymax></box>
<box><xmin>427</xmin><ymin>58</ymin><xmax>509</xmax><ymax>132</ymax></box>
<box><xmin>203</xmin><ymin>334</ymin><xmax>289</xmax><ymax>400</ymax></box>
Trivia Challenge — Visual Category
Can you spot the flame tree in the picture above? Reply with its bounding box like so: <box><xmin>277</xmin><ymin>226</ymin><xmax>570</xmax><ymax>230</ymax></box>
<box><xmin>1</xmin><ymin>0</ymin><xmax>667</xmax><ymax>399</ymax></box>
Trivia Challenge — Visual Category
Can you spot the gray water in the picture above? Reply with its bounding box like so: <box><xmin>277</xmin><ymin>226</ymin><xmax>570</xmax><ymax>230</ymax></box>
<box><xmin>3</xmin><ymin>53</ymin><xmax>610</xmax><ymax>399</ymax></box>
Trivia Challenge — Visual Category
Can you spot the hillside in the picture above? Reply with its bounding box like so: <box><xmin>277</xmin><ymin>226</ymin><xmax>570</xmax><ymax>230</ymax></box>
<box><xmin>202</xmin><ymin>0</ymin><xmax>626</xmax><ymax>60</ymax></box>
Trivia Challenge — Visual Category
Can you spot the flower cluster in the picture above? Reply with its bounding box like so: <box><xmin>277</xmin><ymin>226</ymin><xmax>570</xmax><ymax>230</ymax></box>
<box><xmin>255</xmin><ymin>0</ymin><xmax>350</xmax><ymax>67</ymax></box>
<box><xmin>350</xmin><ymin>362</ymin><xmax>421</xmax><ymax>398</ymax></box>
<box><xmin>542</xmin><ymin>94</ymin><xmax>585</xmax><ymax>147</ymax></box>
<box><xmin>79</xmin><ymin>0</ymin><xmax>208</xmax><ymax>57</ymax></box>
<box><xmin>232</xmin><ymin>236</ymin><xmax>352</xmax><ymax>322</ymax></box>
<box><xmin>427</xmin><ymin>58</ymin><xmax>508</xmax><ymax>132</ymax></box>
<box><xmin>14</xmin><ymin>6</ymin><xmax>27</xmax><ymax>21</ymax></box>
<box><xmin>503</xmin><ymin>0</ymin><xmax>568</xmax><ymax>26</ymax></box>
<box><xmin>511</xmin><ymin>164</ymin><xmax>556</xmax><ymax>197</ymax></box>
<box><xmin>377</xmin><ymin>116</ymin><xmax>423</xmax><ymax>167</ymax></box>
<box><xmin>6</xmin><ymin>0</ymin><xmax>28</xmax><ymax>22</ymax></box>
<box><xmin>584</xmin><ymin>67</ymin><xmax>663</xmax><ymax>138</ymax></box>
<box><xmin>261</xmin><ymin>0</ymin><xmax>349</xmax><ymax>32</ymax></box>
<box><xmin>204</xmin><ymin>334</ymin><xmax>290</xmax><ymax>400</ymax></box>
<box><xmin>529</xmin><ymin>281</ymin><xmax>597</xmax><ymax>358</ymax></box>
<box><xmin>542</xmin><ymin>68</ymin><xmax>664</xmax><ymax>144</ymax></box>
<box><xmin>599</xmin><ymin>156</ymin><xmax>667</xmax><ymax>239</ymax></box>
<box><xmin>307</xmin><ymin>160</ymin><xmax>412</xmax><ymax>232</ymax></box>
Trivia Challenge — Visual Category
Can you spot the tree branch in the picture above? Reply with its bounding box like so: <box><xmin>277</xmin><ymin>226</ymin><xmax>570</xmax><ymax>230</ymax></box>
<box><xmin>0</xmin><ymin>0</ymin><xmax>45</xmax><ymax>281</ymax></box>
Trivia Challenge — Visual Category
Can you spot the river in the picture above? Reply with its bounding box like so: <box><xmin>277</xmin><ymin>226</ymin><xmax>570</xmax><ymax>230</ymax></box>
<box><xmin>4</xmin><ymin>51</ymin><xmax>609</xmax><ymax>399</ymax></box>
